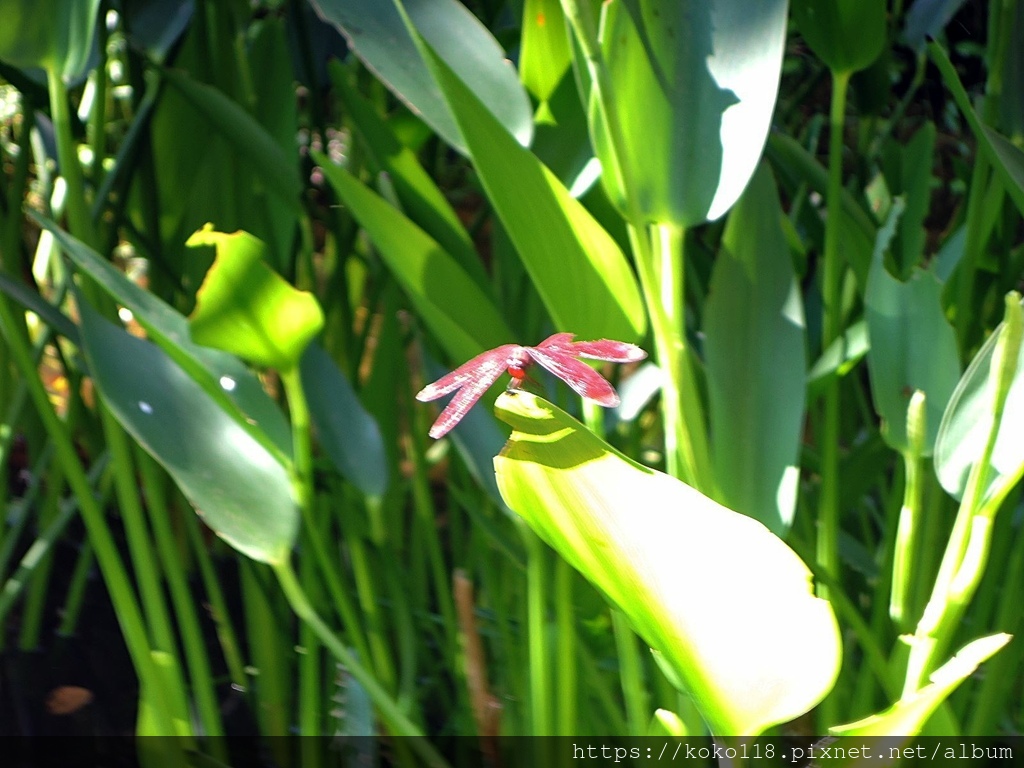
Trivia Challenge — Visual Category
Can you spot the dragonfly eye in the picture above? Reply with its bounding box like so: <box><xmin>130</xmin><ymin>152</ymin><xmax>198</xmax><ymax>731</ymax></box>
<box><xmin>508</xmin><ymin>367</ymin><xmax>527</xmax><ymax>381</ymax></box>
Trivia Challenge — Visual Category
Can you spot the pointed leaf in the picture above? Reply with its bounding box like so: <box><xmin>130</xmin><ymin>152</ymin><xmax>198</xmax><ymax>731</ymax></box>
<box><xmin>705</xmin><ymin>165</ymin><xmax>806</xmax><ymax>534</ymax></box>
<box><xmin>493</xmin><ymin>391</ymin><xmax>840</xmax><ymax>736</ymax></box>
<box><xmin>831</xmin><ymin>634</ymin><xmax>1010</xmax><ymax>738</ymax></box>
<box><xmin>34</xmin><ymin>213</ymin><xmax>292</xmax><ymax>462</ymax></box>
<box><xmin>301</xmin><ymin>344</ymin><xmax>389</xmax><ymax>498</ymax></box>
<box><xmin>594</xmin><ymin>0</ymin><xmax>789</xmax><ymax>225</ymax></box>
<box><xmin>309</xmin><ymin>0</ymin><xmax>532</xmax><ymax>155</ymax></box>
<box><xmin>77</xmin><ymin>298</ymin><xmax>297</xmax><ymax>564</ymax></box>
<box><xmin>316</xmin><ymin>157</ymin><xmax>513</xmax><ymax>364</ymax></box>
<box><xmin>935</xmin><ymin>298</ymin><xmax>1024</xmax><ymax>502</ymax></box>
<box><xmin>865</xmin><ymin>202</ymin><xmax>961</xmax><ymax>455</ymax></box>
<box><xmin>423</xmin><ymin>43</ymin><xmax>646</xmax><ymax>342</ymax></box>
<box><xmin>189</xmin><ymin>228</ymin><xmax>324</xmax><ymax>372</ymax></box>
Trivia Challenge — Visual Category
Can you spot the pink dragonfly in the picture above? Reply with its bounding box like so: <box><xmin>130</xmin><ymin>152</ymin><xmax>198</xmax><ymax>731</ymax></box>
<box><xmin>416</xmin><ymin>332</ymin><xmax>646</xmax><ymax>439</ymax></box>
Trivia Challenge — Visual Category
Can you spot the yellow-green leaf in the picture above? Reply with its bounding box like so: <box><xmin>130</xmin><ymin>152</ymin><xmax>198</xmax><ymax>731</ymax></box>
<box><xmin>188</xmin><ymin>227</ymin><xmax>324</xmax><ymax>372</ymax></box>
<box><xmin>493</xmin><ymin>391</ymin><xmax>840</xmax><ymax>736</ymax></box>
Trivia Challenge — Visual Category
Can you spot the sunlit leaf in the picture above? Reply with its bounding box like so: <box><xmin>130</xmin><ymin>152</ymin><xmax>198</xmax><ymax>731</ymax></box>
<box><xmin>77</xmin><ymin>297</ymin><xmax>298</xmax><ymax>564</ymax></box>
<box><xmin>189</xmin><ymin>227</ymin><xmax>324</xmax><ymax>372</ymax></box>
<box><xmin>831</xmin><ymin>634</ymin><xmax>1010</xmax><ymax>738</ymax></box>
<box><xmin>935</xmin><ymin>297</ymin><xmax>1024</xmax><ymax>502</ymax></box>
<box><xmin>309</xmin><ymin>0</ymin><xmax>532</xmax><ymax>155</ymax></box>
<box><xmin>592</xmin><ymin>0</ymin><xmax>789</xmax><ymax>225</ymax></box>
<box><xmin>316</xmin><ymin>158</ymin><xmax>513</xmax><ymax>365</ymax></box>
<box><xmin>423</xmin><ymin>43</ymin><xmax>646</xmax><ymax>342</ymax></box>
<box><xmin>34</xmin><ymin>213</ymin><xmax>292</xmax><ymax>462</ymax></box>
<box><xmin>705</xmin><ymin>164</ymin><xmax>806</xmax><ymax>534</ymax></box>
<box><xmin>493</xmin><ymin>391</ymin><xmax>840</xmax><ymax>736</ymax></box>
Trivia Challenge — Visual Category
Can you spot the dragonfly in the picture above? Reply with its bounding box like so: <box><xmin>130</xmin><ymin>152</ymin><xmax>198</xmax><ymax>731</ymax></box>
<box><xmin>416</xmin><ymin>332</ymin><xmax>647</xmax><ymax>439</ymax></box>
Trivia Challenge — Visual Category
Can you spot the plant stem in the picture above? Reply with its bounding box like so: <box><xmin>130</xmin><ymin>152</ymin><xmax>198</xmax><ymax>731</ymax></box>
<box><xmin>272</xmin><ymin>559</ymin><xmax>450</xmax><ymax>768</ymax></box>
<box><xmin>817</xmin><ymin>68</ymin><xmax>851</xmax><ymax>605</ymax></box>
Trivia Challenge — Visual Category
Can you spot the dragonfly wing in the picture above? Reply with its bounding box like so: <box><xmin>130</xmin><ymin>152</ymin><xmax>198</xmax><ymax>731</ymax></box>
<box><xmin>416</xmin><ymin>345</ymin><xmax>516</xmax><ymax>401</ymax></box>
<box><xmin>535</xmin><ymin>332</ymin><xmax>575</xmax><ymax>351</ymax></box>
<box><xmin>425</xmin><ymin>352</ymin><xmax>513</xmax><ymax>438</ymax></box>
<box><xmin>567</xmin><ymin>339</ymin><xmax>647</xmax><ymax>363</ymax></box>
<box><xmin>526</xmin><ymin>347</ymin><xmax>619</xmax><ymax>406</ymax></box>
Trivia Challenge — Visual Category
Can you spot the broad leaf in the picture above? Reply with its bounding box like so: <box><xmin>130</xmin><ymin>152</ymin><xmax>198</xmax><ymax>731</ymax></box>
<box><xmin>35</xmin><ymin>213</ymin><xmax>292</xmax><ymax>462</ymax></box>
<box><xmin>309</xmin><ymin>0</ymin><xmax>532</xmax><ymax>155</ymax></box>
<box><xmin>705</xmin><ymin>164</ymin><xmax>806</xmax><ymax>534</ymax></box>
<box><xmin>934</xmin><ymin>297</ymin><xmax>1024</xmax><ymax>503</ymax></box>
<box><xmin>77</xmin><ymin>297</ymin><xmax>298</xmax><ymax>564</ymax></box>
<box><xmin>0</xmin><ymin>0</ymin><xmax>100</xmax><ymax>81</ymax></box>
<box><xmin>593</xmin><ymin>0</ymin><xmax>789</xmax><ymax>225</ymax></box>
<box><xmin>301</xmin><ymin>344</ymin><xmax>388</xmax><ymax>499</ymax></box>
<box><xmin>792</xmin><ymin>0</ymin><xmax>887</xmax><ymax>75</ymax></box>
<box><xmin>423</xmin><ymin>43</ymin><xmax>646</xmax><ymax>342</ymax></box>
<box><xmin>865</xmin><ymin>202</ymin><xmax>961</xmax><ymax>455</ymax></box>
<box><xmin>189</xmin><ymin>227</ymin><xmax>324</xmax><ymax>372</ymax></box>
<box><xmin>493</xmin><ymin>391</ymin><xmax>840</xmax><ymax>736</ymax></box>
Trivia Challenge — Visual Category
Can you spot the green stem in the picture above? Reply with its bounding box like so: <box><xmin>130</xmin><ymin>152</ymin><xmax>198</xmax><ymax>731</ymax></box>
<box><xmin>890</xmin><ymin>392</ymin><xmax>927</xmax><ymax>632</ymax></box>
<box><xmin>561</xmin><ymin>0</ymin><xmax>711</xmax><ymax>490</ymax></box>
<box><xmin>0</xmin><ymin>294</ymin><xmax>179</xmax><ymax>739</ymax></box>
<box><xmin>137</xmin><ymin>448</ymin><xmax>226</xmax><ymax>742</ymax></box>
<box><xmin>612</xmin><ymin>609</ymin><xmax>648</xmax><ymax>735</ymax></box>
<box><xmin>272</xmin><ymin>559</ymin><xmax>450</xmax><ymax>768</ymax></box>
<box><xmin>816</xmin><ymin>68</ymin><xmax>852</xmax><ymax>605</ymax></box>
<box><xmin>555</xmin><ymin>557</ymin><xmax>577</xmax><ymax>735</ymax></box>
<box><xmin>518</xmin><ymin>518</ymin><xmax>552</xmax><ymax>735</ymax></box>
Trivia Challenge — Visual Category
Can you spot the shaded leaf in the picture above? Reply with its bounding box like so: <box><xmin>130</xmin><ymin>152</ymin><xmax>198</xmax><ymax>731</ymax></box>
<box><xmin>34</xmin><ymin>213</ymin><xmax>292</xmax><ymax>462</ymax></box>
<box><xmin>792</xmin><ymin>0</ymin><xmax>886</xmax><ymax>75</ymax></box>
<box><xmin>301</xmin><ymin>344</ymin><xmax>388</xmax><ymax>498</ymax></box>
<box><xmin>77</xmin><ymin>297</ymin><xmax>297</xmax><ymax>564</ymax></box>
<box><xmin>866</xmin><ymin>202</ymin><xmax>961</xmax><ymax>455</ymax></box>
<box><xmin>705</xmin><ymin>164</ymin><xmax>806</xmax><ymax>534</ymax></box>
<box><xmin>0</xmin><ymin>0</ymin><xmax>100</xmax><ymax>81</ymax></box>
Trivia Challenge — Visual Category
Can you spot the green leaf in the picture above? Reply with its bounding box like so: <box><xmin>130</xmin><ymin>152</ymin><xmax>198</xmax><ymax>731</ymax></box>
<box><xmin>791</xmin><ymin>0</ymin><xmax>886</xmax><ymax>75</ymax></box>
<box><xmin>422</xmin><ymin>43</ymin><xmax>646</xmax><ymax>342</ymax></box>
<box><xmin>160</xmin><ymin>66</ymin><xmax>302</xmax><ymax>213</ymax></box>
<box><xmin>316</xmin><ymin>156</ymin><xmax>514</xmax><ymax>364</ymax></box>
<box><xmin>493</xmin><ymin>391</ymin><xmax>840</xmax><ymax>736</ymax></box>
<box><xmin>329</xmin><ymin>63</ymin><xmax>489</xmax><ymax>291</ymax></box>
<box><xmin>865</xmin><ymin>202</ymin><xmax>961</xmax><ymax>455</ymax></box>
<box><xmin>521</xmin><ymin>0</ymin><xmax>594</xmax><ymax>192</ymax></box>
<box><xmin>766</xmin><ymin>132</ymin><xmax>876</xmax><ymax>290</ymax></box>
<box><xmin>309</xmin><ymin>0</ymin><xmax>532</xmax><ymax>155</ymax></box>
<box><xmin>934</xmin><ymin>297</ymin><xmax>1024</xmax><ymax>503</ymax></box>
<box><xmin>189</xmin><ymin>227</ymin><xmax>324</xmax><ymax>372</ymax></box>
<box><xmin>0</xmin><ymin>0</ymin><xmax>100</xmax><ymax>81</ymax></box>
<box><xmin>77</xmin><ymin>297</ymin><xmax>298</xmax><ymax>564</ymax></box>
<box><xmin>34</xmin><ymin>213</ymin><xmax>292</xmax><ymax>463</ymax></box>
<box><xmin>929</xmin><ymin>41</ymin><xmax>1024</xmax><ymax>220</ymax></box>
<box><xmin>301</xmin><ymin>344</ymin><xmax>388</xmax><ymax>499</ymax></box>
<box><xmin>592</xmin><ymin>0</ymin><xmax>789</xmax><ymax>225</ymax></box>
<box><xmin>831</xmin><ymin>634</ymin><xmax>1010</xmax><ymax>738</ymax></box>
<box><xmin>704</xmin><ymin>164</ymin><xmax>806</xmax><ymax>535</ymax></box>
